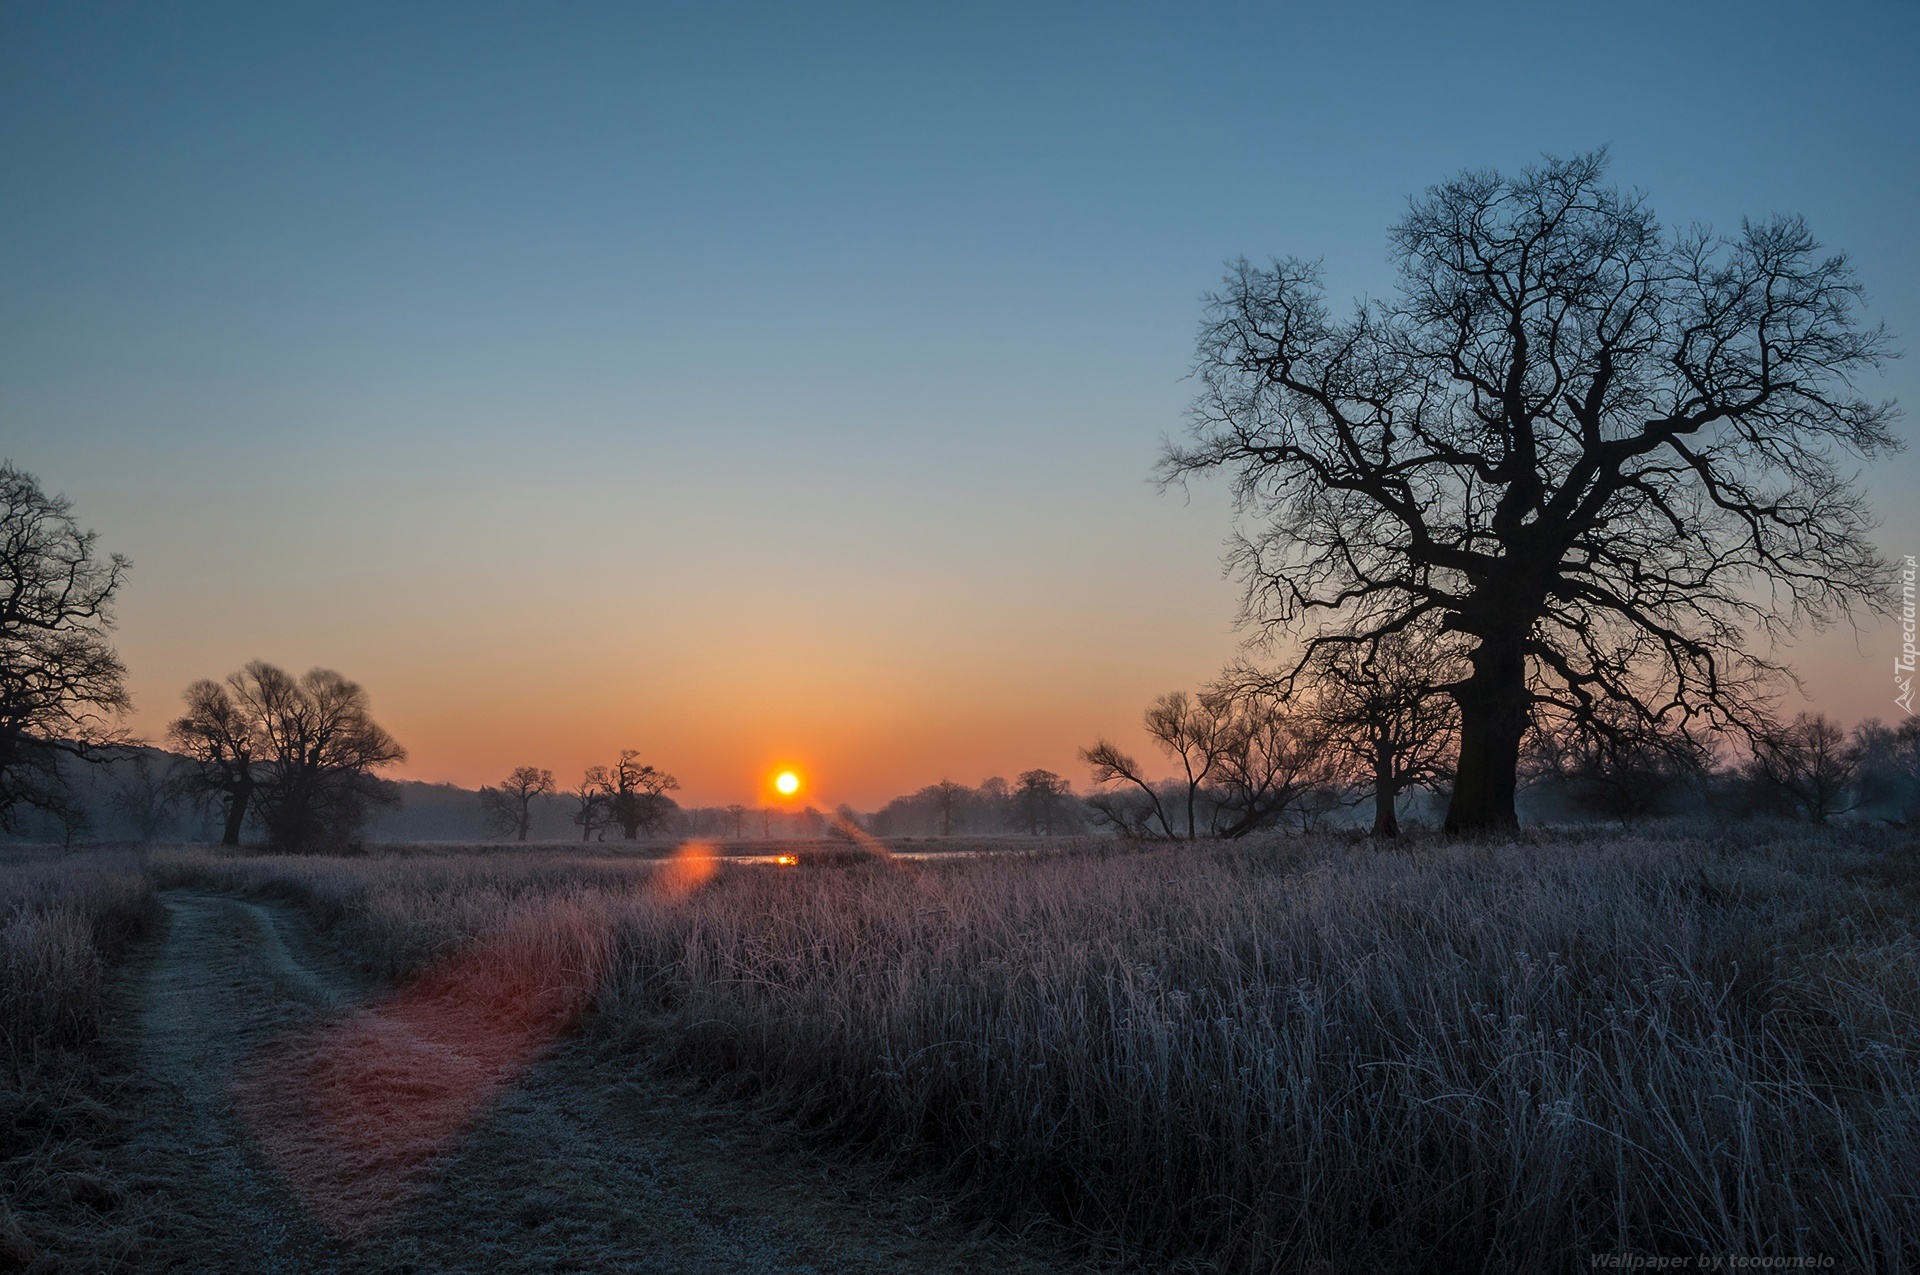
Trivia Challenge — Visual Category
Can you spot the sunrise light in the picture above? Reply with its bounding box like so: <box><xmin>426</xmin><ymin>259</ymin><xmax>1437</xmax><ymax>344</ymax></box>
<box><xmin>774</xmin><ymin>770</ymin><xmax>801</xmax><ymax>797</ymax></box>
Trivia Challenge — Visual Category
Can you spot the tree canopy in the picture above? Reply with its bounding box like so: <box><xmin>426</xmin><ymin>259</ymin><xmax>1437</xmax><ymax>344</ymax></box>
<box><xmin>0</xmin><ymin>462</ymin><xmax>130</xmax><ymax>830</ymax></box>
<box><xmin>1167</xmin><ymin>151</ymin><xmax>1898</xmax><ymax>832</ymax></box>
<box><xmin>171</xmin><ymin>661</ymin><xmax>404</xmax><ymax>851</ymax></box>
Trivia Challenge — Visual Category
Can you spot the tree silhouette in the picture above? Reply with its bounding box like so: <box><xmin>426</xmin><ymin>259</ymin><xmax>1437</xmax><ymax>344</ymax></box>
<box><xmin>0</xmin><ymin>463</ymin><xmax>130</xmax><ymax>830</ymax></box>
<box><xmin>1014</xmin><ymin>768</ymin><xmax>1071</xmax><ymax>835</ymax></box>
<box><xmin>601</xmin><ymin>751</ymin><xmax>678</xmax><ymax>840</ymax></box>
<box><xmin>170</xmin><ymin>678</ymin><xmax>261</xmax><ymax>845</ymax></box>
<box><xmin>479</xmin><ymin>765</ymin><xmax>555</xmax><ymax>841</ymax></box>
<box><xmin>1201</xmin><ymin>681</ymin><xmax>1336</xmax><ymax>836</ymax></box>
<box><xmin>1167</xmin><ymin>152</ymin><xmax>1897</xmax><ymax>833</ymax></box>
<box><xmin>930</xmin><ymin>779</ymin><xmax>966</xmax><ymax>836</ymax></box>
<box><xmin>571</xmin><ymin>767</ymin><xmax>611</xmax><ymax>842</ymax></box>
<box><xmin>112</xmin><ymin>752</ymin><xmax>181</xmax><ymax>842</ymax></box>
<box><xmin>1292</xmin><ymin>626</ymin><xmax>1461</xmax><ymax>837</ymax></box>
<box><xmin>1746</xmin><ymin>712</ymin><xmax>1857</xmax><ymax>823</ymax></box>
<box><xmin>1528</xmin><ymin>705</ymin><xmax>1709</xmax><ymax>825</ymax></box>
<box><xmin>1852</xmin><ymin>716</ymin><xmax>1920</xmax><ymax>825</ymax></box>
<box><xmin>174</xmin><ymin>662</ymin><xmax>404</xmax><ymax>850</ymax></box>
<box><xmin>1084</xmin><ymin>682</ymin><xmax>1331</xmax><ymax>839</ymax></box>
<box><xmin>1084</xmin><ymin>693</ymin><xmax>1224</xmax><ymax>840</ymax></box>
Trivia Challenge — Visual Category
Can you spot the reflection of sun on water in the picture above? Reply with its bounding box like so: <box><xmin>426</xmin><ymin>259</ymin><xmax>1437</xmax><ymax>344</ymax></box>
<box><xmin>775</xmin><ymin>771</ymin><xmax>800</xmax><ymax>796</ymax></box>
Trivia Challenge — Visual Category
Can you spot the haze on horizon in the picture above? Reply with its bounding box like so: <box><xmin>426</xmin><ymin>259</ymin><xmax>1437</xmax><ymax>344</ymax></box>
<box><xmin>3</xmin><ymin>1</ymin><xmax>1916</xmax><ymax>809</ymax></box>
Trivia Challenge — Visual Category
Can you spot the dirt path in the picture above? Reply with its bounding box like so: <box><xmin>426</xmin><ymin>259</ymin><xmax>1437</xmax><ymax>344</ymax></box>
<box><xmin>107</xmin><ymin>890</ymin><xmax>1099</xmax><ymax>1274</ymax></box>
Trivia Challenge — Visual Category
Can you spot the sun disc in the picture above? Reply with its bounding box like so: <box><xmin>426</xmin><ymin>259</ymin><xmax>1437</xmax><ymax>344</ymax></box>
<box><xmin>775</xmin><ymin>771</ymin><xmax>800</xmax><ymax>796</ymax></box>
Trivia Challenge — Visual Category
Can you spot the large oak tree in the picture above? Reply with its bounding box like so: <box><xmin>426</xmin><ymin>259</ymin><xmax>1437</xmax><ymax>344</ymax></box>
<box><xmin>1166</xmin><ymin>152</ymin><xmax>1897</xmax><ymax>832</ymax></box>
<box><xmin>0</xmin><ymin>463</ymin><xmax>130</xmax><ymax>831</ymax></box>
<box><xmin>601</xmin><ymin>750</ymin><xmax>678</xmax><ymax>840</ymax></box>
<box><xmin>480</xmin><ymin>765</ymin><xmax>556</xmax><ymax>841</ymax></box>
<box><xmin>171</xmin><ymin>661</ymin><xmax>404</xmax><ymax>850</ymax></box>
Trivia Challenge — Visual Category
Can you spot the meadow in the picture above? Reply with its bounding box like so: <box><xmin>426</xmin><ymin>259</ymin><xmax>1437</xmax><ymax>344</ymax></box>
<box><xmin>1</xmin><ymin>848</ymin><xmax>162</xmax><ymax>1267</ymax></box>
<box><xmin>167</xmin><ymin>829</ymin><xmax>1920</xmax><ymax>1267</ymax></box>
<box><xmin>4</xmin><ymin>827</ymin><xmax>1919</xmax><ymax>1271</ymax></box>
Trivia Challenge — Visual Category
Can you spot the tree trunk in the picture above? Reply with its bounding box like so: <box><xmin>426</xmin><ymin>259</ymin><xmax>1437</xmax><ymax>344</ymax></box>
<box><xmin>1372</xmin><ymin>753</ymin><xmax>1399</xmax><ymax>838</ymax></box>
<box><xmin>1444</xmin><ymin>637</ymin><xmax>1529</xmax><ymax>835</ymax></box>
<box><xmin>221</xmin><ymin>782</ymin><xmax>251</xmax><ymax>847</ymax></box>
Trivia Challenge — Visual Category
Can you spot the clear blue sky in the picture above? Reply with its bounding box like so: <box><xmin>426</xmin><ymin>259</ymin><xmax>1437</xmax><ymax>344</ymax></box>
<box><xmin>3</xmin><ymin>1</ymin><xmax>1916</xmax><ymax>804</ymax></box>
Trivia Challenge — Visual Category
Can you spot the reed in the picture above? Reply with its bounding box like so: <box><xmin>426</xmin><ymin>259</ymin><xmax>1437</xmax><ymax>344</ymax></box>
<box><xmin>0</xmin><ymin>847</ymin><xmax>162</xmax><ymax>1269</ymax></box>
<box><xmin>163</xmin><ymin>826</ymin><xmax>1920</xmax><ymax>1271</ymax></box>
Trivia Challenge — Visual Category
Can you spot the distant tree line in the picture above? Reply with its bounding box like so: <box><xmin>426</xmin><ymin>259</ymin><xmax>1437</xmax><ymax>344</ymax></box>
<box><xmin>1080</xmin><ymin>667</ymin><xmax>1920</xmax><ymax>836</ymax></box>
<box><xmin>462</xmin><ymin>766</ymin><xmax>1093</xmax><ymax>843</ymax></box>
<box><xmin>865</xmin><ymin>770</ymin><xmax>1085</xmax><ymax>838</ymax></box>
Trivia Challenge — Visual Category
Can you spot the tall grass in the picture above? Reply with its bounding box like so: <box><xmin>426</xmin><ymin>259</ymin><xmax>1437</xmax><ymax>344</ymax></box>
<box><xmin>2</xmin><ymin>852</ymin><xmax>160</xmax><ymax>1075</ymax></box>
<box><xmin>1</xmin><ymin>847</ymin><xmax>163</xmax><ymax>1270</ymax></box>
<box><xmin>171</xmin><ymin>828</ymin><xmax>1920</xmax><ymax>1271</ymax></box>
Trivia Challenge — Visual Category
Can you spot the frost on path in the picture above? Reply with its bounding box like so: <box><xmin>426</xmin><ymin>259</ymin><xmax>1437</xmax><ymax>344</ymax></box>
<box><xmin>230</xmin><ymin>910</ymin><xmax>604</xmax><ymax>1236</ymax></box>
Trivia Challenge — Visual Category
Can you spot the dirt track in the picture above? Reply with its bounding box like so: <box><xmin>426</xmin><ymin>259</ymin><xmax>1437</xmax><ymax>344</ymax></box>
<box><xmin>107</xmin><ymin>890</ymin><xmax>1090</xmax><ymax>1274</ymax></box>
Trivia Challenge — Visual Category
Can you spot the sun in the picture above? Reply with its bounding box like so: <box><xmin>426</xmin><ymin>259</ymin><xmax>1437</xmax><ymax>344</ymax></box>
<box><xmin>774</xmin><ymin>770</ymin><xmax>801</xmax><ymax>796</ymax></box>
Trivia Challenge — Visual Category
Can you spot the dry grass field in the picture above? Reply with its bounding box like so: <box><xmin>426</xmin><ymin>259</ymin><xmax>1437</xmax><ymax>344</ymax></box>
<box><xmin>5</xmin><ymin>827</ymin><xmax>1919</xmax><ymax>1271</ymax></box>
<box><xmin>1</xmin><ymin>849</ymin><xmax>163</xmax><ymax>1268</ymax></box>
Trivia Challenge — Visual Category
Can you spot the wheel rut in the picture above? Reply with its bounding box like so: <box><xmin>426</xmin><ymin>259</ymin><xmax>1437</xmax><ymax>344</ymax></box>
<box><xmin>107</xmin><ymin>889</ymin><xmax>1092</xmax><ymax>1274</ymax></box>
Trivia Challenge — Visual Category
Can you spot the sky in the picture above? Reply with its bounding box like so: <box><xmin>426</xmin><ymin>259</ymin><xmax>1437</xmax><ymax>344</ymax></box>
<box><xmin>3</xmin><ymin>1</ymin><xmax>1917</xmax><ymax>809</ymax></box>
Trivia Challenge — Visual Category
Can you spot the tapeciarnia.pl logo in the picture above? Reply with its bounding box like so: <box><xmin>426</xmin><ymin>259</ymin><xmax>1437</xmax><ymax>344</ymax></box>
<box><xmin>1898</xmin><ymin>555</ymin><xmax>1917</xmax><ymax>715</ymax></box>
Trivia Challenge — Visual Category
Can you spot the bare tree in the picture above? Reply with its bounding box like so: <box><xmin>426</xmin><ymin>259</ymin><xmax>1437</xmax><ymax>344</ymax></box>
<box><xmin>479</xmin><ymin>765</ymin><xmax>555</xmax><ymax>841</ymax></box>
<box><xmin>602</xmin><ymin>751</ymin><xmax>679</xmax><ymax>840</ymax></box>
<box><xmin>1084</xmin><ymin>693</ymin><xmax>1225</xmax><ymax>840</ymax></box>
<box><xmin>1083</xmin><ymin>683</ymin><xmax>1332</xmax><ymax>839</ymax></box>
<box><xmin>111</xmin><ymin>752</ymin><xmax>180</xmax><ymax>842</ymax></box>
<box><xmin>930</xmin><ymin>778</ymin><xmax>966</xmax><ymax>836</ymax></box>
<box><xmin>1746</xmin><ymin>712</ymin><xmax>1857</xmax><ymax>823</ymax></box>
<box><xmin>50</xmin><ymin>787</ymin><xmax>93</xmax><ymax>849</ymax></box>
<box><xmin>571</xmin><ymin>767</ymin><xmax>611</xmax><ymax>842</ymax></box>
<box><xmin>724</xmin><ymin>802</ymin><xmax>748</xmax><ymax>838</ymax></box>
<box><xmin>829</xmin><ymin>804</ymin><xmax>871</xmax><ymax>844</ymax></box>
<box><xmin>237</xmin><ymin>663</ymin><xmax>405</xmax><ymax>851</ymax></box>
<box><xmin>0</xmin><ymin>463</ymin><xmax>131</xmax><ymax>831</ymax></box>
<box><xmin>1014</xmin><ymin>768</ymin><xmax>1071</xmax><ymax>835</ymax></box>
<box><xmin>1529</xmin><ymin>706</ymin><xmax>1710</xmax><ymax>825</ymax></box>
<box><xmin>1166</xmin><ymin>152</ymin><xmax>1897</xmax><ymax>833</ymax></box>
<box><xmin>173</xmin><ymin>662</ymin><xmax>404</xmax><ymax>851</ymax></box>
<box><xmin>976</xmin><ymin>776</ymin><xmax>1014</xmax><ymax>830</ymax></box>
<box><xmin>1204</xmin><ymin>681</ymin><xmax>1338</xmax><ymax>836</ymax></box>
<box><xmin>1292</xmin><ymin>627</ymin><xmax>1462</xmax><ymax>837</ymax></box>
<box><xmin>1852</xmin><ymin>716</ymin><xmax>1920</xmax><ymax>825</ymax></box>
<box><xmin>169</xmin><ymin>678</ymin><xmax>263</xmax><ymax>846</ymax></box>
<box><xmin>1081</xmin><ymin>742</ymin><xmax>1179</xmax><ymax>839</ymax></box>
